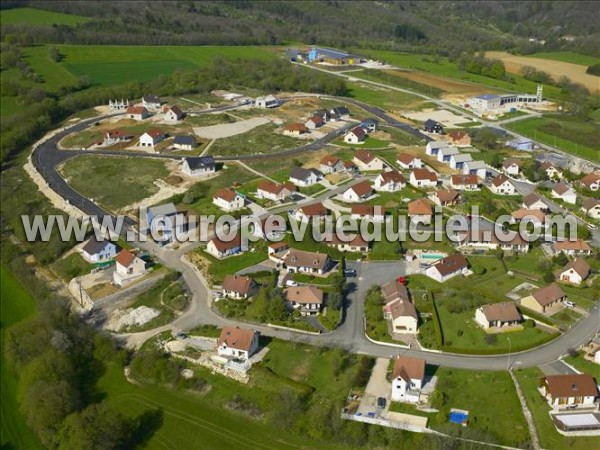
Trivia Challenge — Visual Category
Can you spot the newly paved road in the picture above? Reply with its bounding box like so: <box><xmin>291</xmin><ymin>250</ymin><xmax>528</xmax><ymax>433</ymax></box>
<box><xmin>31</xmin><ymin>100</ymin><xmax>600</xmax><ymax>370</ymax></box>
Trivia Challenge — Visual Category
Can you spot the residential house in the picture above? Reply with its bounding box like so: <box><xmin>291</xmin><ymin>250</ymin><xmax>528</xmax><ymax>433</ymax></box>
<box><xmin>475</xmin><ymin>302</ymin><xmax>523</xmax><ymax>330</ymax></box>
<box><xmin>578</xmin><ymin>173</ymin><xmax>600</xmax><ymax>191</ymax></box>
<box><xmin>541</xmin><ymin>161</ymin><xmax>563</xmax><ymax>180</ymax></box>
<box><xmin>462</xmin><ymin>160</ymin><xmax>488</xmax><ymax>180</ymax></box>
<box><xmin>521</xmin><ymin>283</ymin><xmax>566</xmax><ymax>314</ymax></box>
<box><xmin>396</xmin><ymin>153</ymin><xmax>422</xmax><ymax>169</ymax></box>
<box><xmin>456</xmin><ymin>228</ymin><xmax>530</xmax><ymax>253</ymax></box>
<box><xmin>423</xmin><ymin>119</ymin><xmax>444</xmax><ymax>134</ymax></box>
<box><xmin>451</xmin><ymin>174</ymin><xmax>479</xmax><ymax>191</ymax></box>
<box><xmin>382</xmin><ymin>281</ymin><xmax>418</xmax><ymax>334</ymax></box>
<box><xmin>284</xmin><ymin>123</ymin><xmax>309</xmax><ymax>136</ymax></box>
<box><xmin>540</xmin><ymin>374</ymin><xmax>598</xmax><ymax>409</ymax></box>
<box><xmin>172</xmin><ymin>135</ymin><xmax>197</xmax><ymax>151</ymax></box>
<box><xmin>343</xmin><ymin>160</ymin><xmax>358</xmax><ymax>174</ymax></box>
<box><xmin>437</xmin><ymin>146</ymin><xmax>459</xmax><ymax>163</ymax></box>
<box><xmin>217</xmin><ymin>326</ymin><xmax>259</xmax><ymax>360</ymax></box>
<box><xmin>305</xmin><ymin>115</ymin><xmax>324</xmax><ymax>130</ymax></box>
<box><xmin>126</xmin><ymin>106</ymin><xmax>149</xmax><ymax>120</ymax></box>
<box><xmin>163</xmin><ymin>105</ymin><xmax>184</xmax><ymax>122</ymax></box>
<box><xmin>81</xmin><ymin>236</ymin><xmax>118</xmax><ymax>263</ymax></box>
<box><xmin>267</xmin><ymin>242</ymin><xmax>289</xmax><ymax>257</ymax></box>
<box><xmin>256</xmin><ymin>180</ymin><xmax>294</xmax><ymax>201</ymax></box>
<box><xmin>449</xmin><ymin>153</ymin><xmax>472</xmax><ymax>170</ymax></box>
<box><xmin>294</xmin><ymin>202</ymin><xmax>328</xmax><ymax>222</ymax></box>
<box><xmin>490</xmin><ymin>174</ymin><xmax>516</xmax><ymax>195</ymax></box>
<box><xmin>425</xmin><ymin>140</ymin><xmax>448</xmax><ymax>156</ymax></box>
<box><xmin>344</xmin><ymin>126</ymin><xmax>367</xmax><ymax>144</ymax></box>
<box><xmin>353</xmin><ymin>150</ymin><xmax>386</xmax><ymax>171</ymax></box>
<box><xmin>502</xmin><ymin>158</ymin><xmax>523</xmax><ymax>176</ymax></box>
<box><xmin>552</xmin><ymin>240</ymin><xmax>592</xmax><ymax>256</ymax></box>
<box><xmin>284</xmin><ymin>285</ymin><xmax>324</xmax><ymax>316</ymax></box>
<box><xmin>212</xmin><ymin>188</ymin><xmax>244</xmax><ymax>212</ymax></box>
<box><xmin>142</xmin><ymin>94</ymin><xmax>161</xmax><ymax>110</ymax></box>
<box><xmin>374</xmin><ymin>170</ymin><xmax>406</xmax><ymax>192</ymax></box>
<box><xmin>255</xmin><ymin>95</ymin><xmax>280</xmax><ymax>108</ymax></box>
<box><xmin>146</xmin><ymin>203</ymin><xmax>187</xmax><ymax>244</ymax></box>
<box><xmin>391</xmin><ymin>356</ymin><xmax>426</xmax><ymax>403</ymax></box>
<box><xmin>511</xmin><ymin>209</ymin><xmax>546</xmax><ymax>226</ymax></box>
<box><xmin>556</xmin><ymin>258</ymin><xmax>591</xmax><ymax>285</ymax></box>
<box><xmin>447</xmin><ymin>130</ymin><xmax>471</xmax><ymax>146</ymax></box>
<box><xmin>350</xmin><ymin>205</ymin><xmax>386</xmax><ymax>223</ymax></box>
<box><xmin>103</xmin><ymin>129</ymin><xmax>133</xmax><ymax>146</ymax></box>
<box><xmin>139</xmin><ymin>129</ymin><xmax>166</xmax><ymax>148</ymax></box>
<box><xmin>314</xmin><ymin>109</ymin><xmax>332</xmax><ymax>123</ymax></box>
<box><xmin>408</xmin><ymin>198</ymin><xmax>433</xmax><ymax>225</ymax></box>
<box><xmin>507</xmin><ymin>137</ymin><xmax>534</xmax><ymax>151</ymax></box>
<box><xmin>330</xmin><ymin>106</ymin><xmax>350</xmax><ymax>120</ymax></box>
<box><xmin>431</xmin><ymin>188</ymin><xmax>459</xmax><ymax>207</ymax></box>
<box><xmin>409</xmin><ymin>168</ymin><xmax>438</xmax><ymax>188</ymax></box>
<box><xmin>113</xmin><ymin>249</ymin><xmax>146</xmax><ymax>286</ymax></box>
<box><xmin>360</xmin><ymin>118</ymin><xmax>379</xmax><ymax>133</ymax></box>
<box><xmin>282</xmin><ymin>249</ymin><xmax>332</xmax><ymax>275</ymax></box>
<box><xmin>425</xmin><ymin>253</ymin><xmax>469</xmax><ymax>283</ymax></box>
<box><xmin>551</xmin><ymin>183</ymin><xmax>577</xmax><ymax>204</ymax></box>
<box><xmin>319</xmin><ymin>155</ymin><xmax>344</xmax><ymax>174</ymax></box>
<box><xmin>222</xmin><ymin>275</ymin><xmax>256</xmax><ymax>299</ymax></box>
<box><xmin>181</xmin><ymin>156</ymin><xmax>216</xmax><ymax>177</ymax></box>
<box><xmin>582</xmin><ymin>198</ymin><xmax>600</xmax><ymax>219</ymax></box>
<box><xmin>342</xmin><ymin>180</ymin><xmax>373</xmax><ymax>202</ymax></box>
<box><xmin>325</xmin><ymin>233</ymin><xmax>370</xmax><ymax>252</ymax></box>
<box><xmin>206</xmin><ymin>234</ymin><xmax>246</xmax><ymax>259</ymax></box>
<box><xmin>289</xmin><ymin>166</ymin><xmax>322</xmax><ymax>187</ymax></box>
<box><xmin>522</xmin><ymin>193</ymin><xmax>548</xmax><ymax>211</ymax></box>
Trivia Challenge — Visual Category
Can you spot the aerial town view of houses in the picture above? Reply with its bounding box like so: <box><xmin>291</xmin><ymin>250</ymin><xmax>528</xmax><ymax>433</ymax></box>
<box><xmin>1</xmin><ymin>2</ymin><xmax>599</xmax><ymax>449</ymax></box>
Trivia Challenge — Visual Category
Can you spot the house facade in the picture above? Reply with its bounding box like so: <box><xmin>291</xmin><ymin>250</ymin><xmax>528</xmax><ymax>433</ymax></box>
<box><xmin>425</xmin><ymin>254</ymin><xmax>469</xmax><ymax>283</ymax></box>
<box><xmin>582</xmin><ymin>198</ymin><xmax>600</xmax><ymax>219</ymax></box>
<box><xmin>181</xmin><ymin>156</ymin><xmax>216</xmax><ymax>177</ymax></box>
<box><xmin>113</xmin><ymin>249</ymin><xmax>146</xmax><ymax>286</ymax></box>
<box><xmin>490</xmin><ymin>174</ymin><xmax>516</xmax><ymax>195</ymax></box>
<box><xmin>289</xmin><ymin>167</ymin><xmax>322</xmax><ymax>187</ymax></box>
<box><xmin>409</xmin><ymin>169</ymin><xmax>438</xmax><ymax>188</ymax></box>
<box><xmin>451</xmin><ymin>174</ymin><xmax>479</xmax><ymax>191</ymax></box>
<box><xmin>81</xmin><ymin>236</ymin><xmax>118</xmax><ymax>263</ymax></box>
<box><xmin>374</xmin><ymin>171</ymin><xmax>406</xmax><ymax>192</ymax></box>
<box><xmin>212</xmin><ymin>188</ymin><xmax>244</xmax><ymax>211</ymax></box>
<box><xmin>521</xmin><ymin>283</ymin><xmax>566</xmax><ymax>314</ymax></box>
<box><xmin>206</xmin><ymin>234</ymin><xmax>245</xmax><ymax>259</ymax></box>
<box><xmin>282</xmin><ymin>249</ymin><xmax>331</xmax><ymax>275</ymax></box>
<box><xmin>556</xmin><ymin>258</ymin><xmax>591</xmax><ymax>285</ymax></box>
<box><xmin>396</xmin><ymin>153</ymin><xmax>422</xmax><ymax>169</ymax></box>
<box><xmin>139</xmin><ymin>129</ymin><xmax>166</xmax><ymax>148</ymax></box>
<box><xmin>217</xmin><ymin>326</ymin><xmax>259</xmax><ymax>361</ymax></box>
<box><xmin>284</xmin><ymin>285</ymin><xmax>324</xmax><ymax>316</ymax></box>
<box><xmin>475</xmin><ymin>302</ymin><xmax>523</xmax><ymax>329</ymax></box>
<box><xmin>342</xmin><ymin>180</ymin><xmax>373</xmax><ymax>202</ymax></box>
<box><xmin>353</xmin><ymin>150</ymin><xmax>385</xmax><ymax>171</ymax></box>
<box><xmin>319</xmin><ymin>155</ymin><xmax>344</xmax><ymax>174</ymax></box>
<box><xmin>344</xmin><ymin>126</ymin><xmax>366</xmax><ymax>144</ymax></box>
<box><xmin>222</xmin><ymin>275</ymin><xmax>256</xmax><ymax>299</ymax></box>
<box><xmin>126</xmin><ymin>106</ymin><xmax>149</xmax><ymax>120</ymax></box>
<box><xmin>540</xmin><ymin>374</ymin><xmax>598</xmax><ymax>409</ymax></box>
<box><xmin>391</xmin><ymin>356</ymin><xmax>426</xmax><ymax>403</ymax></box>
<box><xmin>256</xmin><ymin>180</ymin><xmax>292</xmax><ymax>201</ymax></box>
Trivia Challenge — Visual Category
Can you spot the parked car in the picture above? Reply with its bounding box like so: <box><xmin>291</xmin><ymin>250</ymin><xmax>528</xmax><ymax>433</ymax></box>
<box><xmin>564</xmin><ymin>301</ymin><xmax>575</xmax><ymax>308</ymax></box>
<box><xmin>377</xmin><ymin>397</ymin><xmax>387</xmax><ymax>409</ymax></box>
<box><xmin>344</xmin><ymin>268</ymin><xmax>357</xmax><ymax>277</ymax></box>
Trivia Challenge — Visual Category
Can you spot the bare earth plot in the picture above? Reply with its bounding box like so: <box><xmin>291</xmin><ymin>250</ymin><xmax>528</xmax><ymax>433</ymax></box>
<box><xmin>193</xmin><ymin>117</ymin><xmax>271</xmax><ymax>139</ymax></box>
<box><xmin>486</xmin><ymin>51</ymin><xmax>600</xmax><ymax>93</ymax></box>
<box><xmin>383</xmin><ymin>69</ymin><xmax>496</xmax><ymax>96</ymax></box>
<box><xmin>403</xmin><ymin>108</ymin><xmax>474</xmax><ymax>127</ymax></box>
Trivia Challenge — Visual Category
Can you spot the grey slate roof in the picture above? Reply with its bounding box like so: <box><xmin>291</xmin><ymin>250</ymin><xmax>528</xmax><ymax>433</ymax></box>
<box><xmin>173</xmin><ymin>135</ymin><xmax>196</xmax><ymax>146</ymax></box>
<box><xmin>82</xmin><ymin>236</ymin><xmax>115</xmax><ymax>255</ymax></box>
<box><xmin>185</xmin><ymin>156</ymin><xmax>215</xmax><ymax>170</ymax></box>
<box><xmin>290</xmin><ymin>166</ymin><xmax>322</xmax><ymax>182</ymax></box>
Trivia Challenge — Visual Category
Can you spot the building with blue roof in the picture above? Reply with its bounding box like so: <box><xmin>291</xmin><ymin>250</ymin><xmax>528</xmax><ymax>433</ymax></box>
<box><xmin>307</xmin><ymin>47</ymin><xmax>358</xmax><ymax>65</ymax></box>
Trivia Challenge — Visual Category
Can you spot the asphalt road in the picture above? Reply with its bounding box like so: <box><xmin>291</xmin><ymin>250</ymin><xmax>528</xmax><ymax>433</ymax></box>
<box><xmin>31</xmin><ymin>100</ymin><xmax>600</xmax><ymax>370</ymax></box>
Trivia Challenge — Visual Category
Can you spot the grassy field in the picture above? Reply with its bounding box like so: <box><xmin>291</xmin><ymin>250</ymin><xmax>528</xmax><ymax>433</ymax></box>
<box><xmin>332</xmin><ymin>135</ymin><xmax>392</xmax><ymax>149</ymax></box>
<box><xmin>346</xmin><ymin>81</ymin><xmax>424</xmax><ymax>111</ymax></box>
<box><xmin>0</xmin><ymin>7</ymin><xmax>90</xmax><ymax>25</ymax></box>
<box><xmin>505</xmin><ymin>115</ymin><xmax>600</xmax><ymax>163</ymax></box>
<box><xmin>528</xmin><ymin>52</ymin><xmax>600</xmax><ymax>67</ymax></box>
<box><xmin>50</xmin><ymin>252</ymin><xmax>95</xmax><ymax>281</ymax></box>
<box><xmin>0</xmin><ymin>267</ymin><xmax>43</xmax><ymax>450</ymax></box>
<box><xmin>563</xmin><ymin>351</ymin><xmax>600</xmax><ymax>377</ymax></box>
<box><xmin>0</xmin><ymin>96</ymin><xmax>24</xmax><ymax>119</ymax></box>
<box><xmin>59</xmin><ymin>155</ymin><xmax>170</xmax><ymax>211</ymax></box>
<box><xmin>430</xmin><ymin>368</ymin><xmax>530</xmax><ymax>448</ymax></box>
<box><xmin>515</xmin><ymin>368</ymin><xmax>600</xmax><ymax>450</ymax></box>
<box><xmin>209</xmin><ymin>123</ymin><xmax>307</xmax><ymax>157</ymax></box>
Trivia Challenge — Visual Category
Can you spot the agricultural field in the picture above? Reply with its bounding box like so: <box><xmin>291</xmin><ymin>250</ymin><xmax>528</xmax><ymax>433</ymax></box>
<box><xmin>528</xmin><ymin>52</ymin><xmax>600</xmax><ymax>67</ymax></box>
<box><xmin>486</xmin><ymin>51</ymin><xmax>600</xmax><ymax>93</ymax></box>
<box><xmin>0</xmin><ymin>267</ymin><xmax>43</xmax><ymax>450</ymax></box>
<box><xmin>505</xmin><ymin>115</ymin><xmax>600</xmax><ymax>163</ymax></box>
<box><xmin>357</xmin><ymin>50</ymin><xmax>563</xmax><ymax>99</ymax></box>
<box><xmin>0</xmin><ymin>7</ymin><xmax>90</xmax><ymax>25</ymax></box>
<box><xmin>59</xmin><ymin>155</ymin><xmax>171</xmax><ymax>211</ymax></box>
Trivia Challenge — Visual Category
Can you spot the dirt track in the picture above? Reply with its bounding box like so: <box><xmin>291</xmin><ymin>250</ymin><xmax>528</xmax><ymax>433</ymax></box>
<box><xmin>486</xmin><ymin>51</ymin><xmax>599</xmax><ymax>93</ymax></box>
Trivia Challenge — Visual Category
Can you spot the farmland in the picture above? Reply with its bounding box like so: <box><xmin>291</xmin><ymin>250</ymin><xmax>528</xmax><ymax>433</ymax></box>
<box><xmin>505</xmin><ymin>115</ymin><xmax>600</xmax><ymax>163</ymax></box>
<box><xmin>528</xmin><ymin>52</ymin><xmax>600</xmax><ymax>67</ymax></box>
<box><xmin>486</xmin><ymin>51</ymin><xmax>600</xmax><ymax>93</ymax></box>
<box><xmin>59</xmin><ymin>155</ymin><xmax>171</xmax><ymax>211</ymax></box>
<box><xmin>0</xmin><ymin>267</ymin><xmax>42</xmax><ymax>450</ymax></box>
<box><xmin>0</xmin><ymin>7</ymin><xmax>90</xmax><ymax>25</ymax></box>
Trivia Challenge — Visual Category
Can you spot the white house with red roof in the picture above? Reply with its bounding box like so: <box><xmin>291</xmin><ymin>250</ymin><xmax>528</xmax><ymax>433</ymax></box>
<box><xmin>217</xmin><ymin>326</ymin><xmax>259</xmax><ymax>360</ymax></box>
<box><xmin>163</xmin><ymin>105</ymin><xmax>184</xmax><ymax>123</ymax></box>
<box><xmin>344</xmin><ymin>126</ymin><xmax>367</xmax><ymax>144</ymax></box>
<box><xmin>212</xmin><ymin>188</ymin><xmax>244</xmax><ymax>211</ymax></box>
<box><xmin>113</xmin><ymin>249</ymin><xmax>146</xmax><ymax>286</ymax></box>
<box><xmin>391</xmin><ymin>356</ymin><xmax>426</xmax><ymax>403</ymax></box>
<box><xmin>139</xmin><ymin>129</ymin><xmax>166</xmax><ymax>148</ymax></box>
<box><xmin>374</xmin><ymin>170</ymin><xmax>406</xmax><ymax>192</ymax></box>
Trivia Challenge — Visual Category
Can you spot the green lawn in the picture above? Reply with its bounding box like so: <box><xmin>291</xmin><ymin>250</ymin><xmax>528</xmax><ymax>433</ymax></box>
<box><xmin>209</xmin><ymin>123</ymin><xmax>307</xmax><ymax>157</ymax></box>
<box><xmin>50</xmin><ymin>252</ymin><xmax>95</xmax><ymax>281</ymax></box>
<box><xmin>0</xmin><ymin>96</ymin><xmax>24</xmax><ymax>119</ymax></box>
<box><xmin>0</xmin><ymin>7</ymin><xmax>90</xmax><ymax>25</ymax></box>
<box><xmin>429</xmin><ymin>368</ymin><xmax>530</xmax><ymax>448</ymax></box>
<box><xmin>346</xmin><ymin>81</ymin><xmax>423</xmax><ymax>110</ymax></box>
<box><xmin>332</xmin><ymin>135</ymin><xmax>392</xmax><ymax>149</ymax></box>
<box><xmin>59</xmin><ymin>155</ymin><xmax>170</xmax><ymax>211</ymax></box>
<box><xmin>0</xmin><ymin>267</ymin><xmax>43</xmax><ymax>450</ymax></box>
<box><xmin>352</xmin><ymin>68</ymin><xmax>445</xmax><ymax>98</ymax></box>
<box><xmin>200</xmin><ymin>243</ymin><xmax>270</xmax><ymax>284</ymax></box>
<box><xmin>514</xmin><ymin>368</ymin><xmax>600</xmax><ymax>450</ymax></box>
<box><xmin>505</xmin><ymin>115</ymin><xmax>600</xmax><ymax>163</ymax></box>
<box><xmin>528</xmin><ymin>52</ymin><xmax>600</xmax><ymax>67</ymax></box>
<box><xmin>563</xmin><ymin>351</ymin><xmax>600</xmax><ymax>377</ymax></box>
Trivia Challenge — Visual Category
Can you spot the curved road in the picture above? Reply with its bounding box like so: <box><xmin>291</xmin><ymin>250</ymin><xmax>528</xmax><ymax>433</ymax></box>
<box><xmin>31</xmin><ymin>99</ymin><xmax>599</xmax><ymax>370</ymax></box>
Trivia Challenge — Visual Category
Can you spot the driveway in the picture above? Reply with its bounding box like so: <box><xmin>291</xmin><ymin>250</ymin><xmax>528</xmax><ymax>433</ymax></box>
<box><xmin>357</xmin><ymin>357</ymin><xmax>391</xmax><ymax>417</ymax></box>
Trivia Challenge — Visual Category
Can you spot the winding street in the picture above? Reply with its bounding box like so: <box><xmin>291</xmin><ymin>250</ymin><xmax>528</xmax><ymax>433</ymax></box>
<box><xmin>30</xmin><ymin>97</ymin><xmax>599</xmax><ymax>371</ymax></box>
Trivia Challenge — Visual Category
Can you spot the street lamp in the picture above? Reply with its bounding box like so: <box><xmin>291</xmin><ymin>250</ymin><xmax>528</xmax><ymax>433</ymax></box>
<box><xmin>506</xmin><ymin>337</ymin><xmax>512</xmax><ymax>371</ymax></box>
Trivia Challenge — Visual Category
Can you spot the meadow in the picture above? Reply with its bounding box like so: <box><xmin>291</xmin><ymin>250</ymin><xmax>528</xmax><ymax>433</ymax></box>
<box><xmin>505</xmin><ymin>115</ymin><xmax>600</xmax><ymax>163</ymax></box>
<box><xmin>528</xmin><ymin>52</ymin><xmax>600</xmax><ymax>67</ymax></box>
<box><xmin>0</xmin><ymin>7</ymin><xmax>90</xmax><ymax>25</ymax></box>
<box><xmin>0</xmin><ymin>267</ymin><xmax>42</xmax><ymax>450</ymax></box>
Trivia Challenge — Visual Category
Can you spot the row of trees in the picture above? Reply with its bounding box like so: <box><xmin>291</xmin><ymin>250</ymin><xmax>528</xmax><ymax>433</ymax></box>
<box><xmin>456</xmin><ymin>54</ymin><xmax>507</xmax><ymax>80</ymax></box>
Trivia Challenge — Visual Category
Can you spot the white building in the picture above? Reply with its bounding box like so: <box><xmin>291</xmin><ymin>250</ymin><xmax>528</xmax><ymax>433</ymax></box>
<box><xmin>139</xmin><ymin>129</ymin><xmax>166</xmax><ymax>148</ymax></box>
<box><xmin>353</xmin><ymin>150</ymin><xmax>385</xmax><ymax>171</ymax></box>
<box><xmin>217</xmin><ymin>326</ymin><xmax>259</xmax><ymax>360</ymax></box>
<box><xmin>289</xmin><ymin>167</ymin><xmax>322</xmax><ymax>187</ymax></box>
<box><xmin>112</xmin><ymin>249</ymin><xmax>146</xmax><ymax>286</ymax></box>
<box><xmin>373</xmin><ymin>171</ymin><xmax>406</xmax><ymax>192</ymax></box>
<box><xmin>425</xmin><ymin>254</ymin><xmax>469</xmax><ymax>283</ymax></box>
<box><xmin>540</xmin><ymin>374</ymin><xmax>598</xmax><ymax>410</ymax></box>
<box><xmin>463</xmin><ymin>160</ymin><xmax>488</xmax><ymax>180</ymax></box>
<box><xmin>212</xmin><ymin>188</ymin><xmax>244</xmax><ymax>212</ymax></box>
<box><xmin>396</xmin><ymin>153</ymin><xmax>422</xmax><ymax>169</ymax></box>
<box><xmin>551</xmin><ymin>183</ymin><xmax>577</xmax><ymax>204</ymax></box>
<box><xmin>254</xmin><ymin>95</ymin><xmax>280</xmax><ymax>108</ymax></box>
<box><xmin>556</xmin><ymin>258</ymin><xmax>591</xmax><ymax>285</ymax></box>
<box><xmin>341</xmin><ymin>180</ymin><xmax>373</xmax><ymax>202</ymax></box>
<box><xmin>391</xmin><ymin>356</ymin><xmax>426</xmax><ymax>403</ymax></box>
<box><xmin>81</xmin><ymin>236</ymin><xmax>118</xmax><ymax>263</ymax></box>
<box><xmin>467</xmin><ymin>94</ymin><xmax>502</xmax><ymax>110</ymax></box>
<box><xmin>409</xmin><ymin>169</ymin><xmax>438</xmax><ymax>188</ymax></box>
<box><xmin>582</xmin><ymin>198</ymin><xmax>600</xmax><ymax>219</ymax></box>
<box><xmin>490</xmin><ymin>174</ymin><xmax>516</xmax><ymax>195</ymax></box>
<box><xmin>181</xmin><ymin>156</ymin><xmax>216</xmax><ymax>177</ymax></box>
